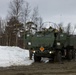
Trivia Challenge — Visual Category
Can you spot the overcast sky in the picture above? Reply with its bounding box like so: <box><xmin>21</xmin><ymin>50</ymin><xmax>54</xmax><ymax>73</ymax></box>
<box><xmin>0</xmin><ymin>0</ymin><xmax>76</xmax><ymax>26</ymax></box>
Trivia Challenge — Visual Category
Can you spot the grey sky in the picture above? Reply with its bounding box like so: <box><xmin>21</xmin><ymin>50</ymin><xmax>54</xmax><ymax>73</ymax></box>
<box><xmin>0</xmin><ymin>0</ymin><xmax>76</xmax><ymax>25</ymax></box>
<box><xmin>27</xmin><ymin>0</ymin><xmax>76</xmax><ymax>24</ymax></box>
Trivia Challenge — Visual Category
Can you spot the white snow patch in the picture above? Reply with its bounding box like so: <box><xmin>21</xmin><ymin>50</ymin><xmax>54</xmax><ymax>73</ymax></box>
<box><xmin>0</xmin><ymin>46</ymin><xmax>34</xmax><ymax>67</ymax></box>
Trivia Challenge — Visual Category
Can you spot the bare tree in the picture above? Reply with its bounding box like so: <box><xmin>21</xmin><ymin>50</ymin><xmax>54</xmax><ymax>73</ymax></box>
<box><xmin>66</xmin><ymin>23</ymin><xmax>71</xmax><ymax>34</ymax></box>
<box><xmin>0</xmin><ymin>18</ymin><xmax>2</xmax><ymax>35</ymax></box>
<box><xmin>58</xmin><ymin>23</ymin><xmax>64</xmax><ymax>32</ymax></box>
<box><xmin>0</xmin><ymin>17</ymin><xmax>6</xmax><ymax>34</ymax></box>
<box><xmin>66</xmin><ymin>23</ymin><xmax>71</xmax><ymax>45</ymax></box>
<box><xmin>38</xmin><ymin>17</ymin><xmax>43</xmax><ymax>31</ymax></box>
<box><xmin>0</xmin><ymin>17</ymin><xmax>7</xmax><ymax>45</ymax></box>
<box><xmin>0</xmin><ymin>17</ymin><xmax>3</xmax><ymax>45</ymax></box>
<box><xmin>22</xmin><ymin>1</ymin><xmax>30</xmax><ymax>25</ymax></box>
<box><xmin>8</xmin><ymin>0</ymin><xmax>24</xmax><ymax>20</ymax></box>
<box><xmin>72</xmin><ymin>25</ymin><xmax>76</xmax><ymax>35</ymax></box>
<box><xmin>31</xmin><ymin>7</ymin><xmax>39</xmax><ymax>21</ymax></box>
<box><xmin>7</xmin><ymin>0</ymin><xmax>24</xmax><ymax>46</ymax></box>
<box><xmin>31</xmin><ymin>7</ymin><xmax>39</xmax><ymax>30</ymax></box>
<box><xmin>20</xmin><ymin>1</ymin><xmax>31</xmax><ymax>49</ymax></box>
<box><xmin>31</xmin><ymin>6</ymin><xmax>43</xmax><ymax>32</ymax></box>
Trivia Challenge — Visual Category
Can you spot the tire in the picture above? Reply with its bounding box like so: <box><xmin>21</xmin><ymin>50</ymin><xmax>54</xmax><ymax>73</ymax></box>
<box><xmin>29</xmin><ymin>50</ymin><xmax>33</xmax><ymax>60</ymax></box>
<box><xmin>67</xmin><ymin>49</ymin><xmax>72</xmax><ymax>60</ymax></box>
<box><xmin>49</xmin><ymin>56</ymin><xmax>55</xmax><ymax>63</ymax></box>
<box><xmin>34</xmin><ymin>54</ymin><xmax>41</xmax><ymax>62</ymax></box>
<box><xmin>72</xmin><ymin>49</ymin><xmax>75</xmax><ymax>59</ymax></box>
<box><xmin>55</xmin><ymin>51</ymin><xmax>62</xmax><ymax>62</ymax></box>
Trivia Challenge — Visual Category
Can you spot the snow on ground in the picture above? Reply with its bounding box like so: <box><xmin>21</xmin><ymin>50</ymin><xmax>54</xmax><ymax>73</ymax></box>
<box><xmin>0</xmin><ymin>46</ymin><xmax>34</xmax><ymax>67</ymax></box>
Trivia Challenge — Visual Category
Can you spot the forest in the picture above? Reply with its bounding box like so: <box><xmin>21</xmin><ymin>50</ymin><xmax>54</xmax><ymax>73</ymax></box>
<box><xmin>0</xmin><ymin>0</ymin><xmax>44</xmax><ymax>48</ymax></box>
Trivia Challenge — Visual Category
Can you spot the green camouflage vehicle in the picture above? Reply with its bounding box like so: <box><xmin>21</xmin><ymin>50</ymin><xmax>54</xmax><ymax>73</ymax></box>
<box><xmin>26</xmin><ymin>27</ymin><xmax>76</xmax><ymax>62</ymax></box>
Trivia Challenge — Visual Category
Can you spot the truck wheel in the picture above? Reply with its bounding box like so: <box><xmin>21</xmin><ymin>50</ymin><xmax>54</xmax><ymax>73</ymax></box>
<box><xmin>29</xmin><ymin>50</ymin><xmax>33</xmax><ymax>60</ymax></box>
<box><xmin>72</xmin><ymin>49</ymin><xmax>75</xmax><ymax>59</ymax></box>
<box><xmin>49</xmin><ymin>56</ymin><xmax>54</xmax><ymax>63</ymax></box>
<box><xmin>34</xmin><ymin>55</ymin><xmax>41</xmax><ymax>62</ymax></box>
<box><xmin>55</xmin><ymin>51</ymin><xmax>62</xmax><ymax>62</ymax></box>
<box><xmin>67</xmin><ymin>49</ymin><xmax>72</xmax><ymax>60</ymax></box>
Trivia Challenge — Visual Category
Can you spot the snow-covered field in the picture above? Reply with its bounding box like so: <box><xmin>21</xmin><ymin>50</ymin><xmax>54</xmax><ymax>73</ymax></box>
<box><xmin>0</xmin><ymin>46</ymin><xmax>33</xmax><ymax>67</ymax></box>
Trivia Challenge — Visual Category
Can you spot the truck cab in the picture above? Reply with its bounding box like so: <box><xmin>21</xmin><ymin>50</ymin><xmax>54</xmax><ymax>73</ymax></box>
<box><xmin>26</xmin><ymin>27</ymin><xmax>75</xmax><ymax>62</ymax></box>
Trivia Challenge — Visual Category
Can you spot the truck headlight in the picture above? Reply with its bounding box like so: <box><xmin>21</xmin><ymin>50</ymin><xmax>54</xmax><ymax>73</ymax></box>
<box><xmin>49</xmin><ymin>51</ymin><xmax>54</xmax><ymax>54</ymax></box>
<box><xmin>49</xmin><ymin>51</ymin><xmax>52</xmax><ymax>54</ymax></box>
<box><xmin>28</xmin><ymin>42</ymin><xmax>31</xmax><ymax>45</ymax></box>
<box><xmin>32</xmin><ymin>50</ymin><xmax>36</xmax><ymax>53</ymax></box>
<box><xmin>57</xmin><ymin>42</ymin><xmax>60</xmax><ymax>45</ymax></box>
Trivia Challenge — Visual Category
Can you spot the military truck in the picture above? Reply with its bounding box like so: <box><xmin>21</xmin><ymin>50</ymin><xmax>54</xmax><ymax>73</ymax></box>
<box><xmin>26</xmin><ymin>27</ymin><xmax>76</xmax><ymax>62</ymax></box>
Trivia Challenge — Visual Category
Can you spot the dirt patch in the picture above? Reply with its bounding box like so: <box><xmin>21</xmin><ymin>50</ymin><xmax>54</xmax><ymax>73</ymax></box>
<box><xmin>0</xmin><ymin>60</ymin><xmax>76</xmax><ymax>75</ymax></box>
<box><xmin>16</xmin><ymin>73</ymin><xmax>25</xmax><ymax>75</ymax></box>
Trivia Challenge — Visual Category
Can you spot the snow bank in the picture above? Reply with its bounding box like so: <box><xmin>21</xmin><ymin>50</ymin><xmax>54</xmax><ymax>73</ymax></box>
<box><xmin>0</xmin><ymin>46</ymin><xmax>33</xmax><ymax>67</ymax></box>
